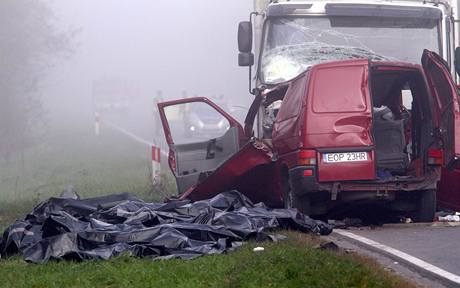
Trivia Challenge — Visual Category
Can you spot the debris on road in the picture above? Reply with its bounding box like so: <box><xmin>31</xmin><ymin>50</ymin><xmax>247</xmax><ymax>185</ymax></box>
<box><xmin>253</xmin><ymin>246</ymin><xmax>264</xmax><ymax>252</ymax></box>
<box><xmin>437</xmin><ymin>212</ymin><xmax>460</xmax><ymax>222</ymax></box>
<box><xmin>399</xmin><ymin>217</ymin><xmax>412</xmax><ymax>224</ymax></box>
<box><xmin>328</xmin><ymin>218</ymin><xmax>363</xmax><ymax>229</ymax></box>
<box><xmin>318</xmin><ymin>241</ymin><xmax>339</xmax><ymax>251</ymax></box>
<box><xmin>0</xmin><ymin>190</ymin><xmax>331</xmax><ymax>263</ymax></box>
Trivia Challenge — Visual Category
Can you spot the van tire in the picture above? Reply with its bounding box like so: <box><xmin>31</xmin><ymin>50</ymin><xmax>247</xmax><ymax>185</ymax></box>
<box><xmin>413</xmin><ymin>189</ymin><xmax>436</xmax><ymax>223</ymax></box>
<box><xmin>282</xmin><ymin>174</ymin><xmax>311</xmax><ymax>215</ymax></box>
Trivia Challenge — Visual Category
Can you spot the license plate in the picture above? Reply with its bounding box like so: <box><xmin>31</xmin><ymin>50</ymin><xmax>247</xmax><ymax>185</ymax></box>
<box><xmin>323</xmin><ymin>152</ymin><xmax>368</xmax><ymax>163</ymax></box>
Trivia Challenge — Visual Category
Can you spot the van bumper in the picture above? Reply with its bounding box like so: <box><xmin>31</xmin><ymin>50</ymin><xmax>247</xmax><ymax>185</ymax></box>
<box><xmin>288</xmin><ymin>166</ymin><xmax>440</xmax><ymax>196</ymax></box>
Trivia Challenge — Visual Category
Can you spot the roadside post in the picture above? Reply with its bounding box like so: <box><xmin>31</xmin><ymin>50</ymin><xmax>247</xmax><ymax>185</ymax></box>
<box><xmin>94</xmin><ymin>112</ymin><xmax>100</xmax><ymax>136</ymax></box>
<box><xmin>151</xmin><ymin>145</ymin><xmax>161</xmax><ymax>185</ymax></box>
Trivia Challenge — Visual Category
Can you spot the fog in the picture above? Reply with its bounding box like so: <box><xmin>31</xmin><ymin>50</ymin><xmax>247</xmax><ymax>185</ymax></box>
<box><xmin>43</xmin><ymin>0</ymin><xmax>252</xmax><ymax>136</ymax></box>
<box><xmin>0</xmin><ymin>0</ymin><xmax>253</xmax><ymax>216</ymax></box>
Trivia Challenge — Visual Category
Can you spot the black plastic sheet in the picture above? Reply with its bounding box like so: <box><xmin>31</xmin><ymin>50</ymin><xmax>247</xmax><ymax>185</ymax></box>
<box><xmin>0</xmin><ymin>190</ymin><xmax>331</xmax><ymax>263</ymax></box>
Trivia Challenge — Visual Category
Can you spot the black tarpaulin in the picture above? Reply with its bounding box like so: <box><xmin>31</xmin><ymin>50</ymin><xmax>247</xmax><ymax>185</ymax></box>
<box><xmin>0</xmin><ymin>190</ymin><xmax>332</xmax><ymax>263</ymax></box>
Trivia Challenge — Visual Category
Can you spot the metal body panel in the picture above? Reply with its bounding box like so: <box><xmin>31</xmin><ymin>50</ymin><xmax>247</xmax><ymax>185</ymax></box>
<box><xmin>177</xmin><ymin>139</ymin><xmax>280</xmax><ymax>206</ymax></box>
<box><xmin>438</xmin><ymin>167</ymin><xmax>460</xmax><ymax>211</ymax></box>
<box><xmin>303</xmin><ymin>60</ymin><xmax>375</xmax><ymax>181</ymax></box>
<box><xmin>422</xmin><ymin>50</ymin><xmax>460</xmax><ymax>168</ymax></box>
<box><xmin>158</xmin><ymin>97</ymin><xmax>245</xmax><ymax>194</ymax></box>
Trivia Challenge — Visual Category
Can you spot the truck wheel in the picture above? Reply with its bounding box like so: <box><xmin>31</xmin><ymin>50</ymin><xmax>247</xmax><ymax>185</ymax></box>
<box><xmin>282</xmin><ymin>174</ymin><xmax>311</xmax><ymax>215</ymax></box>
<box><xmin>413</xmin><ymin>189</ymin><xmax>436</xmax><ymax>223</ymax></box>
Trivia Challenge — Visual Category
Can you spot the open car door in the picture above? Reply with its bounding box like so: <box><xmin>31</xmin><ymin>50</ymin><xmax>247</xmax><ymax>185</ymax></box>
<box><xmin>422</xmin><ymin>50</ymin><xmax>460</xmax><ymax>169</ymax></box>
<box><xmin>158</xmin><ymin>97</ymin><xmax>244</xmax><ymax>194</ymax></box>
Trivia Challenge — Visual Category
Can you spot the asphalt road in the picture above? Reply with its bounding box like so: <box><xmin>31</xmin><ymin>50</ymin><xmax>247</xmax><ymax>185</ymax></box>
<box><xmin>349</xmin><ymin>224</ymin><xmax>460</xmax><ymax>275</ymax></box>
<box><xmin>331</xmin><ymin>223</ymin><xmax>460</xmax><ymax>287</ymax></box>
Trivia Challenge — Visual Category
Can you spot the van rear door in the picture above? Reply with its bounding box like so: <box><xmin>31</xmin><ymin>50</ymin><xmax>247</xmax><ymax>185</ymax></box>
<box><xmin>158</xmin><ymin>97</ymin><xmax>244</xmax><ymax>194</ymax></box>
<box><xmin>422</xmin><ymin>50</ymin><xmax>460</xmax><ymax>169</ymax></box>
<box><xmin>304</xmin><ymin>60</ymin><xmax>376</xmax><ymax>182</ymax></box>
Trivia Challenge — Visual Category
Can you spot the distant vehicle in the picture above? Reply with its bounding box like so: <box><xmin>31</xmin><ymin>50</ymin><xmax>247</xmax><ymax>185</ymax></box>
<box><xmin>92</xmin><ymin>78</ymin><xmax>139</xmax><ymax>117</ymax></box>
<box><xmin>158</xmin><ymin>0</ymin><xmax>460</xmax><ymax>222</ymax></box>
<box><xmin>183</xmin><ymin>100</ymin><xmax>230</xmax><ymax>140</ymax></box>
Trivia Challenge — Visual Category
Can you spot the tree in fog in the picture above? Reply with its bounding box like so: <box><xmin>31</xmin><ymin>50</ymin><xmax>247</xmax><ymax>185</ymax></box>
<box><xmin>0</xmin><ymin>0</ymin><xmax>72</xmax><ymax>162</ymax></box>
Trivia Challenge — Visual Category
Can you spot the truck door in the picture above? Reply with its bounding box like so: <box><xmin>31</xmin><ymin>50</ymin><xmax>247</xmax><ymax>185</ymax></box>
<box><xmin>158</xmin><ymin>97</ymin><xmax>244</xmax><ymax>194</ymax></box>
<box><xmin>422</xmin><ymin>49</ymin><xmax>460</xmax><ymax>169</ymax></box>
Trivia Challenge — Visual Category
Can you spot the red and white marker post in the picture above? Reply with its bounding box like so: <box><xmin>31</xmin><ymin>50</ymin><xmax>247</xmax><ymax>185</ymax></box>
<box><xmin>94</xmin><ymin>112</ymin><xmax>100</xmax><ymax>136</ymax></box>
<box><xmin>151</xmin><ymin>145</ymin><xmax>161</xmax><ymax>185</ymax></box>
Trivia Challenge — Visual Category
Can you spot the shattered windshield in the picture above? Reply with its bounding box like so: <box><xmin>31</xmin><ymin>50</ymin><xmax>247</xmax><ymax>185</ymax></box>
<box><xmin>260</xmin><ymin>17</ymin><xmax>440</xmax><ymax>84</ymax></box>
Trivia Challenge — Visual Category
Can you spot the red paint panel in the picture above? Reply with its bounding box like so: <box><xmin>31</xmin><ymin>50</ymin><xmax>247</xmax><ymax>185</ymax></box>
<box><xmin>303</xmin><ymin>60</ymin><xmax>375</xmax><ymax>181</ymax></box>
<box><xmin>422</xmin><ymin>50</ymin><xmax>460</xmax><ymax>168</ymax></box>
<box><xmin>305</xmin><ymin>60</ymin><xmax>372</xmax><ymax>138</ymax></box>
<box><xmin>272</xmin><ymin>73</ymin><xmax>308</xmax><ymax>155</ymax></box>
<box><xmin>312</xmin><ymin>67</ymin><xmax>367</xmax><ymax>114</ymax></box>
<box><xmin>178</xmin><ymin>140</ymin><xmax>280</xmax><ymax>205</ymax></box>
<box><xmin>438</xmin><ymin>168</ymin><xmax>460</xmax><ymax>211</ymax></box>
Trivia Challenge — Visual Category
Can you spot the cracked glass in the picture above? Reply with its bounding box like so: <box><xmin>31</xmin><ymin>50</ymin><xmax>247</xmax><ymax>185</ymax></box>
<box><xmin>260</xmin><ymin>17</ymin><xmax>440</xmax><ymax>84</ymax></box>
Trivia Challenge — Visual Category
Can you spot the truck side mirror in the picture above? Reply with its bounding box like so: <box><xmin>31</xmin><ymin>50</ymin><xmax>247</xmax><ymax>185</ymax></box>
<box><xmin>239</xmin><ymin>52</ymin><xmax>254</xmax><ymax>67</ymax></box>
<box><xmin>455</xmin><ymin>47</ymin><xmax>460</xmax><ymax>78</ymax></box>
<box><xmin>238</xmin><ymin>21</ymin><xmax>254</xmax><ymax>67</ymax></box>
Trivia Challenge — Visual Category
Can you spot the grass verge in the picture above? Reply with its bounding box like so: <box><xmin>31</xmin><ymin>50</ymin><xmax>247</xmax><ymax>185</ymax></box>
<box><xmin>0</xmin><ymin>231</ymin><xmax>416</xmax><ymax>288</ymax></box>
<box><xmin>0</xmin><ymin>126</ymin><xmax>176</xmax><ymax>230</ymax></box>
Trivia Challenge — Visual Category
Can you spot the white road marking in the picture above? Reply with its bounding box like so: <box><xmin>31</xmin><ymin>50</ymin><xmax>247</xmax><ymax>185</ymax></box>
<box><xmin>335</xmin><ymin>229</ymin><xmax>460</xmax><ymax>285</ymax></box>
<box><xmin>101</xmin><ymin>118</ymin><xmax>168</xmax><ymax>158</ymax></box>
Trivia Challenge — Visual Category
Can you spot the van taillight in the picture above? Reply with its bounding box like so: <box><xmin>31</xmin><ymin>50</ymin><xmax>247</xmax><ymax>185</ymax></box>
<box><xmin>428</xmin><ymin>148</ymin><xmax>443</xmax><ymax>165</ymax></box>
<box><xmin>298</xmin><ymin>149</ymin><xmax>317</xmax><ymax>165</ymax></box>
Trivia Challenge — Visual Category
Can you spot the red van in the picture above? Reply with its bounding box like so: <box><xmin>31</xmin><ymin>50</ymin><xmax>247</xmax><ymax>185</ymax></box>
<box><xmin>158</xmin><ymin>50</ymin><xmax>460</xmax><ymax>222</ymax></box>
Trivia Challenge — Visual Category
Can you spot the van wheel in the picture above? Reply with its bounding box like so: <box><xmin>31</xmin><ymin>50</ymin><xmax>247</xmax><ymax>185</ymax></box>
<box><xmin>282</xmin><ymin>174</ymin><xmax>311</xmax><ymax>215</ymax></box>
<box><xmin>413</xmin><ymin>189</ymin><xmax>436</xmax><ymax>223</ymax></box>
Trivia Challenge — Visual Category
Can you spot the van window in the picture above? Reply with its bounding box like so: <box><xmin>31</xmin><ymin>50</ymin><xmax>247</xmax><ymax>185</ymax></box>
<box><xmin>402</xmin><ymin>89</ymin><xmax>413</xmax><ymax>110</ymax></box>
<box><xmin>164</xmin><ymin>102</ymin><xmax>230</xmax><ymax>145</ymax></box>
<box><xmin>312</xmin><ymin>66</ymin><xmax>367</xmax><ymax>113</ymax></box>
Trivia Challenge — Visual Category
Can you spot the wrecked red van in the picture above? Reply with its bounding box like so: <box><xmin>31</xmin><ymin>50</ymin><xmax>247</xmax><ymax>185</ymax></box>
<box><xmin>158</xmin><ymin>50</ymin><xmax>460</xmax><ymax>222</ymax></box>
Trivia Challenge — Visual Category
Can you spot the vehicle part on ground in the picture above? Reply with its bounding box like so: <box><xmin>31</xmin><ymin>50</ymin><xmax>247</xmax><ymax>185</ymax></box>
<box><xmin>438</xmin><ymin>167</ymin><xmax>460</xmax><ymax>211</ymax></box>
<box><xmin>0</xmin><ymin>190</ymin><xmax>331</xmax><ymax>263</ymax></box>
<box><xmin>413</xmin><ymin>189</ymin><xmax>437</xmax><ymax>222</ymax></box>
<box><xmin>438</xmin><ymin>214</ymin><xmax>460</xmax><ymax>222</ymax></box>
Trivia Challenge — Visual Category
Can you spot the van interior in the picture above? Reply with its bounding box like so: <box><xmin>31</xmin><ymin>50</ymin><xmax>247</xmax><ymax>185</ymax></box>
<box><xmin>370</xmin><ymin>65</ymin><xmax>434</xmax><ymax>179</ymax></box>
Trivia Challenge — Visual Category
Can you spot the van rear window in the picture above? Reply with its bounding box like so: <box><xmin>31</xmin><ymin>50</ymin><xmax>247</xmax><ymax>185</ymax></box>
<box><xmin>312</xmin><ymin>66</ymin><xmax>367</xmax><ymax>113</ymax></box>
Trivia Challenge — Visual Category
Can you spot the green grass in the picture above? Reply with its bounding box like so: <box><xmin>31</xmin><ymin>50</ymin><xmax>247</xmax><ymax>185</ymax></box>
<box><xmin>0</xmin><ymin>125</ymin><xmax>176</xmax><ymax>229</ymax></box>
<box><xmin>0</xmin><ymin>231</ymin><xmax>416</xmax><ymax>288</ymax></box>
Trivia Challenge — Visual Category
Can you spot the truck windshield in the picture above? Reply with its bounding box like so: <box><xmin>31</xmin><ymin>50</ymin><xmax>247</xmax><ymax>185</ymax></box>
<box><xmin>260</xmin><ymin>16</ymin><xmax>440</xmax><ymax>84</ymax></box>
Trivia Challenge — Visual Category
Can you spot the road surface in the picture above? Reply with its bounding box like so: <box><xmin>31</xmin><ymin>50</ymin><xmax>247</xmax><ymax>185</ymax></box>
<box><xmin>329</xmin><ymin>222</ymin><xmax>460</xmax><ymax>288</ymax></box>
